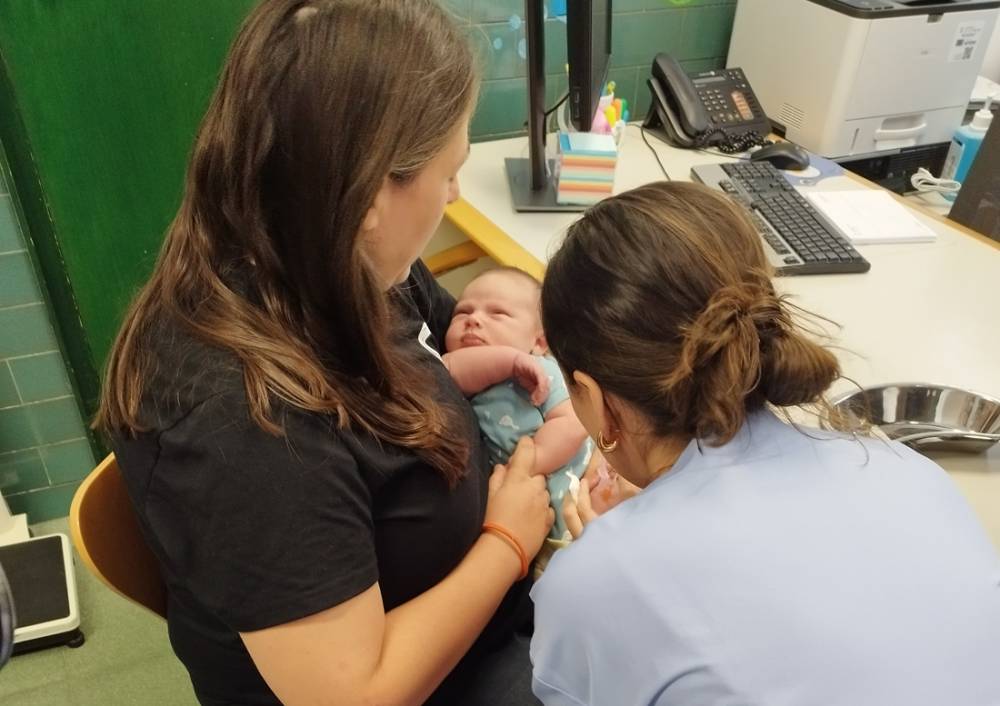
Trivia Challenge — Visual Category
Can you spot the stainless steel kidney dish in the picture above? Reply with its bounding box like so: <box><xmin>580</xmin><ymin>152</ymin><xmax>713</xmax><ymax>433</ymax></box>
<box><xmin>831</xmin><ymin>384</ymin><xmax>1000</xmax><ymax>453</ymax></box>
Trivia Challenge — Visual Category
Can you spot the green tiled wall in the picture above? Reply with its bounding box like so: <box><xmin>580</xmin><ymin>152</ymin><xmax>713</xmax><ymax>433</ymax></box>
<box><xmin>0</xmin><ymin>152</ymin><xmax>95</xmax><ymax>524</ymax></box>
<box><xmin>453</xmin><ymin>0</ymin><xmax>737</xmax><ymax>140</ymax></box>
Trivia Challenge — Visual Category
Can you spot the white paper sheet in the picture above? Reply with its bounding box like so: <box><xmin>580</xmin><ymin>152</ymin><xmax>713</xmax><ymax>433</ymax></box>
<box><xmin>806</xmin><ymin>190</ymin><xmax>937</xmax><ymax>245</ymax></box>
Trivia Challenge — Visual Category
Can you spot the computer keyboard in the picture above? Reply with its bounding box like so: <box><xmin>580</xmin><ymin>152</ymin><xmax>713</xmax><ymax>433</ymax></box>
<box><xmin>690</xmin><ymin>161</ymin><xmax>871</xmax><ymax>276</ymax></box>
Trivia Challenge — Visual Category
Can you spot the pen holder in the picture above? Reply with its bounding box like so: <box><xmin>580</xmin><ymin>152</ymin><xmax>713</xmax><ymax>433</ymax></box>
<box><xmin>555</xmin><ymin>132</ymin><xmax>618</xmax><ymax>206</ymax></box>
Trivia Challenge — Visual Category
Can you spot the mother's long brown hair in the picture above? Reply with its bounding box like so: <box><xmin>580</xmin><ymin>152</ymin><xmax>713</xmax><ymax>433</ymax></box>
<box><xmin>542</xmin><ymin>181</ymin><xmax>841</xmax><ymax>446</ymax></box>
<box><xmin>95</xmin><ymin>0</ymin><xmax>478</xmax><ymax>482</ymax></box>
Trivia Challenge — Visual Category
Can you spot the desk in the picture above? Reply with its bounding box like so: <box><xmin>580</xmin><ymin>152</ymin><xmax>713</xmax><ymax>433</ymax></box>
<box><xmin>444</xmin><ymin>124</ymin><xmax>1000</xmax><ymax>547</ymax></box>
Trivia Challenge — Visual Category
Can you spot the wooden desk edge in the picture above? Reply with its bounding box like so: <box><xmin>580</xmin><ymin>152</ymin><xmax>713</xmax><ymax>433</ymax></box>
<box><xmin>444</xmin><ymin>198</ymin><xmax>546</xmax><ymax>280</ymax></box>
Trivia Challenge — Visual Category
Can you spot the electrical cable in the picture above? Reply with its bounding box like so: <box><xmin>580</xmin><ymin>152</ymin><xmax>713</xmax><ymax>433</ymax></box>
<box><xmin>544</xmin><ymin>92</ymin><xmax>569</xmax><ymax>118</ymax></box>
<box><xmin>910</xmin><ymin>167</ymin><xmax>961</xmax><ymax>195</ymax></box>
<box><xmin>694</xmin><ymin>146</ymin><xmax>752</xmax><ymax>161</ymax></box>
<box><xmin>640</xmin><ymin>125</ymin><xmax>671</xmax><ymax>180</ymax></box>
<box><xmin>523</xmin><ymin>93</ymin><xmax>570</xmax><ymax>134</ymax></box>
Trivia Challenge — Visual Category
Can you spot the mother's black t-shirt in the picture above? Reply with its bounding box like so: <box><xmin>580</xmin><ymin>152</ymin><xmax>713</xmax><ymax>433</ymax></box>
<box><xmin>114</xmin><ymin>261</ymin><xmax>530</xmax><ymax>704</ymax></box>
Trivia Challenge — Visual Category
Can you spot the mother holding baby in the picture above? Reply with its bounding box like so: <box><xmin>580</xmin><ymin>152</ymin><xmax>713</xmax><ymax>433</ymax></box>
<box><xmin>97</xmin><ymin>1</ymin><xmax>554</xmax><ymax>704</ymax></box>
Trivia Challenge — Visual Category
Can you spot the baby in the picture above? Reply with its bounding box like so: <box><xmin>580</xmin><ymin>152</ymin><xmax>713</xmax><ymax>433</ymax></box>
<box><xmin>442</xmin><ymin>267</ymin><xmax>592</xmax><ymax>539</ymax></box>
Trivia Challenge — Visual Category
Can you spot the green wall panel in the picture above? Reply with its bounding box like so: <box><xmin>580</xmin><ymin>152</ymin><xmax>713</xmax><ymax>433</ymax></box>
<box><xmin>0</xmin><ymin>0</ymin><xmax>256</xmax><ymax>412</ymax></box>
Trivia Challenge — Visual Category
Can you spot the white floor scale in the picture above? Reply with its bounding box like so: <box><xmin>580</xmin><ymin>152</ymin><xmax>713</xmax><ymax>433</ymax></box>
<box><xmin>0</xmin><ymin>491</ymin><xmax>82</xmax><ymax>655</ymax></box>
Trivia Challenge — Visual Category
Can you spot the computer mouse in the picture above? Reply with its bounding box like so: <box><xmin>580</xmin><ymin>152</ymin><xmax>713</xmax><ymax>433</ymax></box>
<box><xmin>749</xmin><ymin>142</ymin><xmax>811</xmax><ymax>171</ymax></box>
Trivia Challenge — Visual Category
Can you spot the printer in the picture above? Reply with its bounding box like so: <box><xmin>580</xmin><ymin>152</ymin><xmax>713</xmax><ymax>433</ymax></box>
<box><xmin>728</xmin><ymin>0</ymin><xmax>999</xmax><ymax>192</ymax></box>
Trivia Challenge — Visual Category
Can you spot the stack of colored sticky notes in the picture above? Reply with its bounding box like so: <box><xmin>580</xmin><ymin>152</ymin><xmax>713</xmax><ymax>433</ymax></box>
<box><xmin>556</xmin><ymin>132</ymin><xmax>618</xmax><ymax>206</ymax></box>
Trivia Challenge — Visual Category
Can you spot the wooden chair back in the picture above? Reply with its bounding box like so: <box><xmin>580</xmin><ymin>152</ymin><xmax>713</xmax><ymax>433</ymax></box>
<box><xmin>69</xmin><ymin>454</ymin><xmax>167</xmax><ymax>619</ymax></box>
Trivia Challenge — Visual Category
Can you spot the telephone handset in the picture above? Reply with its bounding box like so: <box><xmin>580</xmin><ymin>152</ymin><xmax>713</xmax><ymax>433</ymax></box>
<box><xmin>642</xmin><ymin>53</ymin><xmax>771</xmax><ymax>151</ymax></box>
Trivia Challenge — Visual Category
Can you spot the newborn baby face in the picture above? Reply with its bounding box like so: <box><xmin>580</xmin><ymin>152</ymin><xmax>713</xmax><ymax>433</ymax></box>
<box><xmin>445</xmin><ymin>270</ymin><xmax>544</xmax><ymax>353</ymax></box>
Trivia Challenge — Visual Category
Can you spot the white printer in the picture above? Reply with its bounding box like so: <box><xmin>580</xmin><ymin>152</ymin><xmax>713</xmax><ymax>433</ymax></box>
<box><xmin>728</xmin><ymin>0</ymin><xmax>999</xmax><ymax>192</ymax></box>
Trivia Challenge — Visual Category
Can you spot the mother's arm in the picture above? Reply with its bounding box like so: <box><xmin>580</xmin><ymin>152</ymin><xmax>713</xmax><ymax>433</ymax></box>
<box><xmin>243</xmin><ymin>540</ymin><xmax>516</xmax><ymax>706</ymax></box>
<box><xmin>242</xmin><ymin>438</ymin><xmax>553</xmax><ymax>706</ymax></box>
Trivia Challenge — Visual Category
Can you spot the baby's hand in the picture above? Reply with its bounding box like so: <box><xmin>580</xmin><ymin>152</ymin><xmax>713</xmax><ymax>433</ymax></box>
<box><xmin>584</xmin><ymin>456</ymin><xmax>640</xmax><ymax>515</ymax></box>
<box><xmin>512</xmin><ymin>353</ymin><xmax>550</xmax><ymax>406</ymax></box>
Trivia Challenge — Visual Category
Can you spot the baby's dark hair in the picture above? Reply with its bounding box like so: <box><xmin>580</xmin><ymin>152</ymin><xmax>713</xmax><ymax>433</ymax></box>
<box><xmin>541</xmin><ymin>181</ymin><xmax>840</xmax><ymax>445</ymax></box>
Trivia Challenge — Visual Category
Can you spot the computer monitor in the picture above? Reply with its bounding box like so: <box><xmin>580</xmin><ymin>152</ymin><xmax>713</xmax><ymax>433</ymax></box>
<box><xmin>504</xmin><ymin>0</ymin><xmax>613</xmax><ymax>212</ymax></box>
<box><xmin>568</xmin><ymin>0</ymin><xmax>613</xmax><ymax>132</ymax></box>
<box><xmin>949</xmin><ymin>117</ymin><xmax>1000</xmax><ymax>243</ymax></box>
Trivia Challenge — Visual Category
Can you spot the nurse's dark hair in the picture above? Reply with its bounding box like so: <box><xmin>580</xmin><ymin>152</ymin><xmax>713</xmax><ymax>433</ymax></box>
<box><xmin>542</xmin><ymin>181</ymin><xmax>841</xmax><ymax>446</ymax></box>
<box><xmin>96</xmin><ymin>0</ymin><xmax>478</xmax><ymax>483</ymax></box>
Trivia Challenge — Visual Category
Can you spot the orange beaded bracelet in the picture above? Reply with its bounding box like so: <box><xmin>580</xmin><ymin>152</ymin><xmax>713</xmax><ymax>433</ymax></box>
<box><xmin>482</xmin><ymin>522</ymin><xmax>529</xmax><ymax>580</ymax></box>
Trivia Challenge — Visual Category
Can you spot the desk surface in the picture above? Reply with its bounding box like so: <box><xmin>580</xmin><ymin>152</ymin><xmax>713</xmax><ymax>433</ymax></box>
<box><xmin>447</xmin><ymin>125</ymin><xmax>1000</xmax><ymax>546</ymax></box>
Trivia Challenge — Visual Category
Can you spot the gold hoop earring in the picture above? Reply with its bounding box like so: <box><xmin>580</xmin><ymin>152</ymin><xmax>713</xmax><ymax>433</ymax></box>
<box><xmin>597</xmin><ymin>431</ymin><xmax>619</xmax><ymax>453</ymax></box>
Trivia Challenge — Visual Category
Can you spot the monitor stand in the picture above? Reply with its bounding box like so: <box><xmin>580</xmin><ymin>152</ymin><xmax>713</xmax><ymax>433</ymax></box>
<box><xmin>505</xmin><ymin>158</ymin><xmax>587</xmax><ymax>213</ymax></box>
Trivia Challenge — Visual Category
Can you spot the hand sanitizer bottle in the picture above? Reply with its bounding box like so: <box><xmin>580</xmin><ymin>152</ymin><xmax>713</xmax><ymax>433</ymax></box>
<box><xmin>941</xmin><ymin>94</ymin><xmax>995</xmax><ymax>201</ymax></box>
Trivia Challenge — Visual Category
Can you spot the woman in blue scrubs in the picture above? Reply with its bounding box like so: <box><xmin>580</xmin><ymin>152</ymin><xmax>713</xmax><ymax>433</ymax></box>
<box><xmin>531</xmin><ymin>181</ymin><xmax>1000</xmax><ymax>706</ymax></box>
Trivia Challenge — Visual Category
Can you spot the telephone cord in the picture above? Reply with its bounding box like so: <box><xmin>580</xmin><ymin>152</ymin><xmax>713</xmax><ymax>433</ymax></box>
<box><xmin>695</xmin><ymin>127</ymin><xmax>771</xmax><ymax>154</ymax></box>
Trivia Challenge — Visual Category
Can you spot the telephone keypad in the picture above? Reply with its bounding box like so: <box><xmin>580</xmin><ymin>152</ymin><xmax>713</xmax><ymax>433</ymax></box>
<box><xmin>694</xmin><ymin>68</ymin><xmax>764</xmax><ymax>127</ymax></box>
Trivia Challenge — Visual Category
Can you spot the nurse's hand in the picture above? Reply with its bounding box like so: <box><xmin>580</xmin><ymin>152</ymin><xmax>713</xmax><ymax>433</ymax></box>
<box><xmin>485</xmin><ymin>438</ymin><xmax>554</xmax><ymax>558</ymax></box>
<box><xmin>561</xmin><ymin>477</ymin><xmax>596</xmax><ymax>540</ymax></box>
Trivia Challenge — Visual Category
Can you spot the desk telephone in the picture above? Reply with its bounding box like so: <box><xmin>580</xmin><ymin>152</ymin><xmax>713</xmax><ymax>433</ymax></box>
<box><xmin>643</xmin><ymin>53</ymin><xmax>771</xmax><ymax>152</ymax></box>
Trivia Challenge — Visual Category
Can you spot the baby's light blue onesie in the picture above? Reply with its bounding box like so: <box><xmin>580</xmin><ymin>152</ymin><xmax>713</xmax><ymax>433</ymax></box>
<box><xmin>471</xmin><ymin>355</ymin><xmax>592</xmax><ymax>539</ymax></box>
